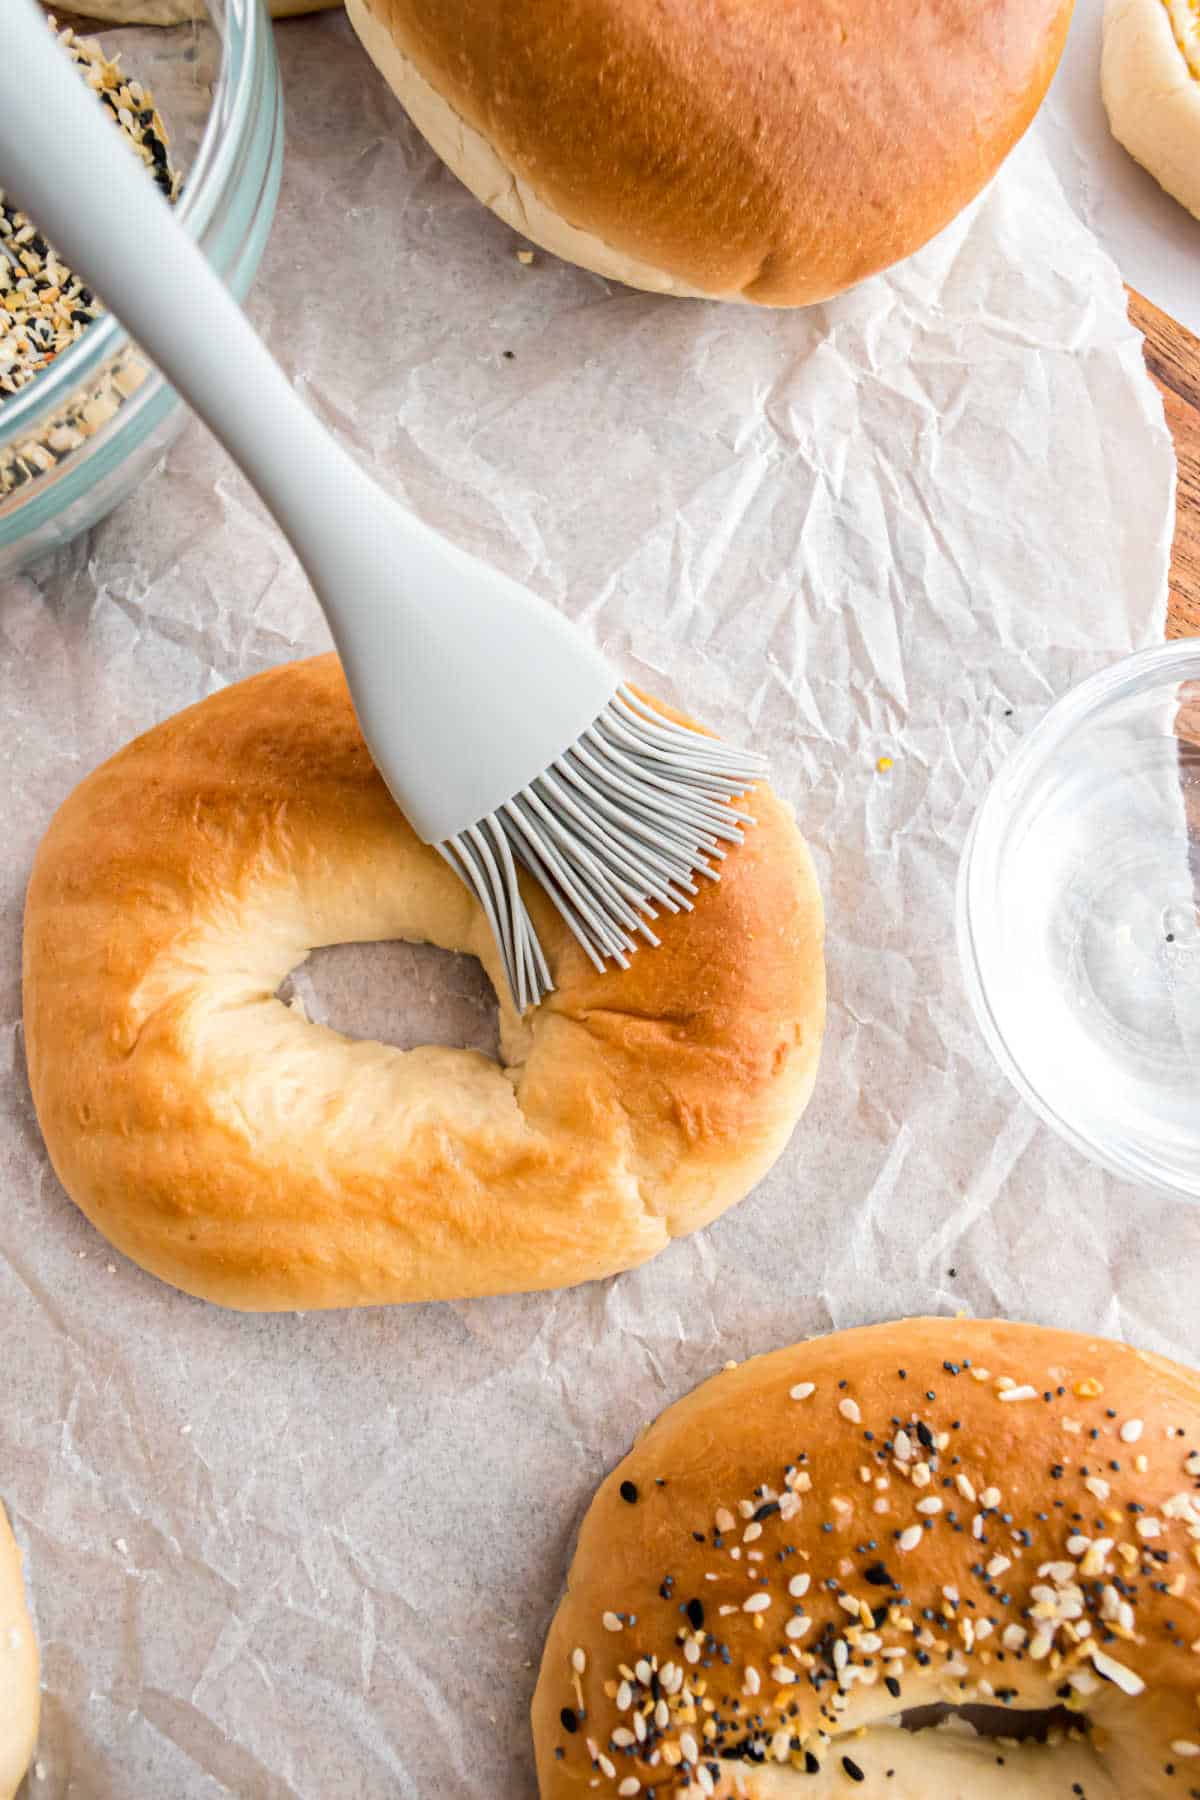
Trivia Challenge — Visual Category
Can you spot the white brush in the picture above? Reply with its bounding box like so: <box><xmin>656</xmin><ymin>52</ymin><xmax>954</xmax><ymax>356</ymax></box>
<box><xmin>1</xmin><ymin>0</ymin><xmax>766</xmax><ymax>1009</ymax></box>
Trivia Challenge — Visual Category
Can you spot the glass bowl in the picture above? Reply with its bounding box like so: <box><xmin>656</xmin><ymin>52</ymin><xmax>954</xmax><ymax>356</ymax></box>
<box><xmin>0</xmin><ymin>0</ymin><xmax>281</xmax><ymax>576</ymax></box>
<box><xmin>958</xmin><ymin>642</ymin><xmax>1200</xmax><ymax>1197</ymax></box>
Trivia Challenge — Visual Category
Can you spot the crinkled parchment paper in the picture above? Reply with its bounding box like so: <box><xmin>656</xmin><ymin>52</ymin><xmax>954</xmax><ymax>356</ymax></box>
<box><xmin>0</xmin><ymin>14</ymin><xmax>1192</xmax><ymax>1796</ymax></box>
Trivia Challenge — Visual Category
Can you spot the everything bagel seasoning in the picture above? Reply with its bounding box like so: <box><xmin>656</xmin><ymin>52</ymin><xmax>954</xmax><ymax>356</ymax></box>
<box><xmin>0</xmin><ymin>21</ymin><xmax>179</xmax><ymax>499</ymax></box>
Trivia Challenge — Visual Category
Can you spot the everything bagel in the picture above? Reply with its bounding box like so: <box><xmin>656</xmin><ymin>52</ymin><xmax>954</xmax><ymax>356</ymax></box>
<box><xmin>533</xmin><ymin>1316</ymin><xmax>1200</xmax><ymax>1797</ymax></box>
<box><xmin>22</xmin><ymin>655</ymin><xmax>824</xmax><ymax>1311</ymax></box>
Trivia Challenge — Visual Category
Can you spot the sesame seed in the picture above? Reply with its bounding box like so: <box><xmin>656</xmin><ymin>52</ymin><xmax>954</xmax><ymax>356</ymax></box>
<box><xmin>1170</xmin><ymin>1742</ymin><xmax>1200</xmax><ymax>1758</ymax></box>
<box><xmin>1091</xmin><ymin>1647</ymin><xmax>1145</xmax><ymax>1695</ymax></box>
<box><xmin>743</xmin><ymin>1593</ymin><xmax>771</xmax><ymax>1613</ymax></box>
<box><xmin>602</xmin><ymin>1612</ymin><xmax>623</xmax><ymax>1632</ymax></box>
<box><xmin>789</xmin><ymin>1383</ymin><xmax>815</xmax><ymax>1401</ymax></box>
<box><xmin>998</xmin><ymin>1386</ymin><xmax>1038</xmax><ymax>1403</ymax></box>
<box><xmin>788</xmin><ymin>1572</ymin><xmax>810</xmax><ymax>1598</ymax></box>
<box><xmin>839</xmin><ymin>1398</ymin><xmax>862</xmax><ymax>1424</ymax></box>
<box><xmin>1119</xmin><ymin>1419</ymin><xmax>1144</xmax><ymax>1444</ymax></box>
<box><xmin>897</xmin><ymin>1526</ymin><xmax>923</xmax><ymax>1553</ymax></box>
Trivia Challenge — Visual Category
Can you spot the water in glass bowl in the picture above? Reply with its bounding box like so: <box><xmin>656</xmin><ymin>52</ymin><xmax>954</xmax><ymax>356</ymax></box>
<box><xmin>959</xmin><ymin>644</ymin><xmax>1200</xmax><ymax>1197</ymax></box>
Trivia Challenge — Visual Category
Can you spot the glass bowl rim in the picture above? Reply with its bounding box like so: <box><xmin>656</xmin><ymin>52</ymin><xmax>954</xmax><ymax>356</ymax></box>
<box><xmin>0</xmin><ymin>0</ymin><xmax>262</xmax><ymax>444</ymax></box>
<box><xmin>957</xmin><ymin>637</ymin><xmax>1200</xmax><ymax>1198</ymax></box>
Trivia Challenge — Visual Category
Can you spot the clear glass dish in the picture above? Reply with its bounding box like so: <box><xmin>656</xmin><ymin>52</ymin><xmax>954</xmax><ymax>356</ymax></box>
<box><xmin>958</xmin><ymin>642</ymin><xmax>1200</xmax><ymax>1197</ymax></box>
<box><xmin>0</xmin><ymin>0</ymin><xmax>281</xmax><ymax>576</ymax></box>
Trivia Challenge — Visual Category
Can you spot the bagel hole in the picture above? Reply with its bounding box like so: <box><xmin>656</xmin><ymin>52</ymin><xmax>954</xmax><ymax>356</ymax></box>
<box><xmin>278</xmin><ymin>940</ymin><xmax>500</xmax><ymax>1059</ymax></box>
<box><xmin>898</xmin><ymin>1701</ymin><xmax>1079</xmax><ymax>1743</ymax></box>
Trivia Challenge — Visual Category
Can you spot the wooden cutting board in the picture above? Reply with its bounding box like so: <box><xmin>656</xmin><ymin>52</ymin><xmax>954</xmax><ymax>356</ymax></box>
<box><xmin>1129</xmin><ymin>290</ymin><xmax>1200</xmax><ymax>637</ymax></box>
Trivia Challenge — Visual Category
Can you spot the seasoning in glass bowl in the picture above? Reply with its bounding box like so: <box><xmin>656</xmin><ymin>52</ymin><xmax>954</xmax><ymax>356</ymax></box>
<box><xmin>0</xmin><ymin>20</ymin><xmax>179</xmax><ymax>495</ymax></box>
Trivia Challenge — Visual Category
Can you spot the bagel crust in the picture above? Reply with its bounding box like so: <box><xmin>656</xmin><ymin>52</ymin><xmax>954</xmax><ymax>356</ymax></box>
<box><xmin>346</xmin><ymin>0</ymin><xmax>1074</xmax><ymax>306</ymax></box>
<box><xmin>0</xmin><ymin>1504</ymin><xmax>38</xmax><ymax>1800</ymax></box>
<box><xmin>22</xmin><ymin>655</ymin><xmax>824</xmax><ymax>1311</ymax></box>
<box><xmin>533</xmin><ymin>1317</ymin><xmax>1200</xmax><ymax>1797</ymax></box>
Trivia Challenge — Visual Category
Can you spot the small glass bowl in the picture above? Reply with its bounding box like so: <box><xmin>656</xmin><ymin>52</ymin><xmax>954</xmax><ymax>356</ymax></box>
<box><xmin>958</xmin><ymin>642</ymin><xmax>1200</xmax><ymax>1197</ymax></box>
<box><xmin>0</xmin><ymin>0</ymin><xmax>281</xmax><ymax>576</ymax></box>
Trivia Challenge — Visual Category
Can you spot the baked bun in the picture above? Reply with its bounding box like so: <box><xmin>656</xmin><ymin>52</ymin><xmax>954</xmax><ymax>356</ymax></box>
<box><xmin>1103</xmin><ymin>0</ymin><xmax>1200</xmax><ymax>221</ymax></box>
<box><xmin>345</xmin><ymin>0</ymin><xmax>1074</xmax><ymax>306</ymax></box>
<box><xmin>23</xmin><ymin>655</ymin><xmax>824</xmax><ymax>1312</ymax></box>
<box><xmin>0</xmin><ymin>1504</ymin><xmax>38</xmax><ymax>1800</ymax></box>
<box><xmin>534</xmin><ymin>1316</ymin><xmax>1200</xmax><ymax>1796</ymax></box>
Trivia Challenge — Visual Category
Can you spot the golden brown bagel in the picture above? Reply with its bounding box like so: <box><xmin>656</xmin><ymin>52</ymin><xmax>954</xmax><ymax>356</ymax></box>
<box><xmin>533</xmin><ymin>1317</ymin><xmax>1200</xmax><ymax>1797</ymax></box>
<box><xmin>345</xmin><ymin>0</ymin><xmax>1074</xmax><ymax>306</ymax></box>
<box><xmin>22</xmin><ymin>655</ymin><xmax>824</xmax><ymax>1311</ymax></box>
<box><xmin>0</xmin><ymin>1503</ymin><xmax>38</xmax><ymax>1800</ymax></box>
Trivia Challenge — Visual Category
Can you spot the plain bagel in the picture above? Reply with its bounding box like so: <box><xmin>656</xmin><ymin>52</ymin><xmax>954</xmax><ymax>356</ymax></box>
<box><xmin>0</xmin><ymin>1504</ymin><xmax>38</xmax><ymax>1800</ymax></box>
<box><xmin>345</xmin><ymin>0</ymin><xmax>1075</xmax><ymax>306</ymax></box>
<box><xmin>533</xmin><ymin>1316</ymin><xmax>1200</xmax><ymax>1797</ymax></box>
<box><xmin>22</xmin><ymin>655</ymin><xmax>824</xmax><ymax>1312</ymax></box>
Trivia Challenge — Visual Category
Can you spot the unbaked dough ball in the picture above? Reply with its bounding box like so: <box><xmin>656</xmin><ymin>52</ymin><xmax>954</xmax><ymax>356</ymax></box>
<box><xmin>1103</xmin><ymin>0</ymin><xmax>1200</xmax><ymax>220</ymax></box>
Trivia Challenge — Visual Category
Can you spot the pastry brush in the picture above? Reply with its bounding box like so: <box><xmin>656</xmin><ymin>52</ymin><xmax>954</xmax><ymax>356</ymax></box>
<box><xmin>0</xmin><ymin>0</ymin><xmax>766</xmax><ymax>1010</ymax></box>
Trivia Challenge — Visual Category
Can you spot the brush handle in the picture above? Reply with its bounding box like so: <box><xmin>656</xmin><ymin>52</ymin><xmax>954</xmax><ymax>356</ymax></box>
<box><xmin>0</xmin><ymin>0</ymin><xmax>615</xmax><ymax>840</ymax></box>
